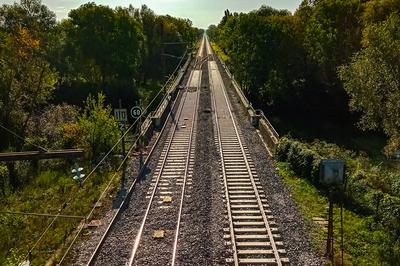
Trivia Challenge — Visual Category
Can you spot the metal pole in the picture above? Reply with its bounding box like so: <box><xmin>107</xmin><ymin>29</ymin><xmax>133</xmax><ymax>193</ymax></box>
<box><xmin>139</xmin><ymin>99</ymin><xmax>144</xmax><ymax>170</ymax></box>
<box><xmin>118</xmin><ymin>99</ymin><xmax>126</xmax><ymax>186</ymax></box>
<box><xmin>341</xmin><ymin>191</ymin><xmax>344</xmax><ymax>265</ymax></box>
<box><xmin>326</xmin><ymin>189</ymin><xmax>334</xmax><ymax>263</ymax></box>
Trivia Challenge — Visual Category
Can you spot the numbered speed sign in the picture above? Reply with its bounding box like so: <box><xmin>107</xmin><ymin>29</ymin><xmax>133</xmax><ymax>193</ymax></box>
<box><xmin>130</xmin><ymin>106</ymin><xmax>142</xmax><ymax>119</ymax></box>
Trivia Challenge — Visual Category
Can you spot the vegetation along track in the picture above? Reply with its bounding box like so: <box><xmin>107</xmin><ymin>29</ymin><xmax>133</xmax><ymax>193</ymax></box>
<box><xmin>208</xmin><ymin>44</ymin><xmax>289</xmax><ymax>265</ymax></box>
<box><xmin>87</xmin><ymin>58</ymin><xmax>201</xmax><ymax>265</ymax></box>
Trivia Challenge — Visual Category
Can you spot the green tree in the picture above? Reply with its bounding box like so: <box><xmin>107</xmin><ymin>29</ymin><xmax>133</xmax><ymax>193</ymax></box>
<box><xmin>208</xmin><ymin>7</ymin><xmax>308</xmax><ymax>107</ymax></box>
<box><xmin>78</xmin><ymin>92</ymin><xmax>119</xmax><ymax>158</ymax></box>
<box><xmin>339</xmin><ymin>14</ymin><xmax>400</xmax><ymax>154</ymax></box>
<box><xmin>0</xmin><ymin>28</ymin><xmax>58</xmax><ymax>150</ymax></box>
<box><xmin>362</xmin><ymin>0</ymin><xmax>400</xmax><ymax>25</ymax></box>
<box><xmin>66</xmin><ymin>3</ymin><xmax>143</xmax><ymax>85</ymax></box>
<box><xmin>304</xmin><ymin>0</ymin><xmax>362</xmax><ymax>86</ymax></box>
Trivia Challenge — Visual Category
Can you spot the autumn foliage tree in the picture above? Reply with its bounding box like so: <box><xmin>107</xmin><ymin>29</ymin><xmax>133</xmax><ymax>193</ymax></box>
<box><xmin>0</xmin><ymin>0</ymin><xmax>58</xmax><ymax>150</ymax></box>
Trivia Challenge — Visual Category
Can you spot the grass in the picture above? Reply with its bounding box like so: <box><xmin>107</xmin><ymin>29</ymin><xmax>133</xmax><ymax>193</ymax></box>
<box><xmin>210</xmin><ymin>42</ymin><xmax>230</xmax><ymax>62</ymax></box>
<box><xmin>0</xmin><ymin>163</ymin><xmax>122</xmax><ymax>265</ymax></box>
<box><xmin>277</xmin><ymin>162</ymin><xmax>393</xmax><ymax>265</ymax></box>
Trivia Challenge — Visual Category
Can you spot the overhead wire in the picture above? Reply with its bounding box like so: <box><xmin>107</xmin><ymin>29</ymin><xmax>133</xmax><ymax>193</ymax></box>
<box><xmin>59</xmin><ymin>49</ymin><xmax>189</xmax><ymax>264</ymax></box>
<box><xmin>0</xmin><ymin>123</ymin><xmax>49</xmax><ymax>152</ymax></box>
<box><xmin>24</xmin><ymin>48</ymin><xmax>189</xmax><ymax>262</ymax></box>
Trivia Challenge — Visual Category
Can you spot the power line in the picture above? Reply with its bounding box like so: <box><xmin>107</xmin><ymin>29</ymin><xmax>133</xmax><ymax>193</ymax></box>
<box><xmin>0</xmin><ymin>123</ymin><xmax>49</xmax><ymax>152</ymax></box>
<box><xmin>26</xmin><ymin>48</ymin><xmax>190</xmax><ymax>262</ymax></box>
<box><xmin>59</xmin><ymin>49</ymin><xmax>190</xmax><ymax>264</ymax></box>
<box><xmin>0</xmin><ymin>211</ymin><xmax>84</xmax><ymax>220</ymax></box>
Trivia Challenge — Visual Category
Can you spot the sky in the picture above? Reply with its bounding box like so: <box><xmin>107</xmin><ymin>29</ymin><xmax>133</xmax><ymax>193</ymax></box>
<box><xmin>0</xmin><ymin>0</ymin><xmax>303</xmax><ymax>29</ymax></box>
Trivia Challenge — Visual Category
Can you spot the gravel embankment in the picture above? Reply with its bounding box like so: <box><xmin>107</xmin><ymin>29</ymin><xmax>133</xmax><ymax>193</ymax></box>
<box><xmin>215</xmin><ymin>58</ymin><xmax>324</xmax><ymax>266</ymax></box>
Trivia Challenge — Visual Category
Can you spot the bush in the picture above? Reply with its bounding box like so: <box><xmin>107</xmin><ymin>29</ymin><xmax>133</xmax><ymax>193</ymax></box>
<box><xmin>79</xmin><ymin>92</ymin><xmax>120</xmax><ymax>159</ymax></box>
<box><xmin>25</xmin><ymin>104</ymin><xmax>79</xmax><ymax>150</ymax></box>
<box><xmin>0</xmin><ymin>164</ymin><xmax>9</xmax><ymax>196</ymax></box>
<box><xmin>275</xmin><ymin>137</ymin><xmax>291</xmax><ymax>161</ymax></box>
<box><xmin>276</xmin><ymin>137</ymin><xmax>321</xmax><ymax>183</ymax></box>
<box><xmin>276</xmin><ymin>136</ymin><xmax>400</xmax><ymax>260</ymax></box>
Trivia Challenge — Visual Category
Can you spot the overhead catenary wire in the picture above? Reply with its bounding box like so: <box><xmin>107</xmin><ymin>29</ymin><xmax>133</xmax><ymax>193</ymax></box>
<box><xmin>58</xmin><ymin>130</ymin><xmax>140</xmax><ymax>264</ymax></box>
<box><xmin>60</xmin><ymin>50</ymin><xmax>190</xmax><ymax>264</ymax></box>
<box><xmin>0</xmin><ymin>211</ymin><xmax>85</xmax><ymax>219</ymax></box>
<box><xmin>80</xmin><ymin>48</ymin><xmax>188</xmax><ymax>186</ymax></box>
<box><xmin>25</xmin><ymin>48</ymin><xmax>189</xmax><ymax>262</ymax></box>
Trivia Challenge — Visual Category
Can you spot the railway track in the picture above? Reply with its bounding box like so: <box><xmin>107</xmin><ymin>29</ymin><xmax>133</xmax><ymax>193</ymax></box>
<box><xmin>207</xmin><ymin>42</ymin><xmax>289</xmax><ymax>265</ymax></box>
<box><xmin>87</xmin><ymin>42</ymin><xmax>203</xmax><ymax>265</ymax></box>
<box><xmin>128</xmin><ymin>68</ymin><xmax>201</xmax><ymax>265</ymax></box>
<box><xmin>83</xmin><ymin>36</ymin><xmax>290</xmax><ymax>265</ymax></box>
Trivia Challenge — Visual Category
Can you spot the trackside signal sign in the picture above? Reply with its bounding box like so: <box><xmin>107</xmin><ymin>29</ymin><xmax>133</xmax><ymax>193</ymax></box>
<box><xmin>114</xmin><ymin>109</ymin><xmax>128</xmax><ymax>122</ymax></box>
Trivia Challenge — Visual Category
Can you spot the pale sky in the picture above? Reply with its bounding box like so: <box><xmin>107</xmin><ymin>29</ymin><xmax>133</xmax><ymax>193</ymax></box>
<box><xmin>0</xmin><ymin>0</ymin><xmax>303</xmax><ymax>29</ymax></box>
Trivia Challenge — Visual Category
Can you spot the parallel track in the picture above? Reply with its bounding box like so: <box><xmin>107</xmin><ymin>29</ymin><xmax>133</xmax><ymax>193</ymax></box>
<box><xmin>128</xmin><ymin>68</ymin><xmax>201</xmax><ymax>265</ymax></box>
<box><xmin>87</xmin><ymin>41</ymin><xmax>203</xmax><ymax>266</ymax></box>
<box><xmin>86</xmin><ymin>78</ymin><xmax>183</xmax><ymax>266</ymax></box>
<box><xmin>207</xmin><ymin>42</ymin><xmax>289</xmax><ymax>265</ymax></box>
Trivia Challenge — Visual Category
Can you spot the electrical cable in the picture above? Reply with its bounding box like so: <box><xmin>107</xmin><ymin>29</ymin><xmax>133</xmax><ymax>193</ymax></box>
<box><xmin>0</xmin><ymin>123</ymin><xmax>49</xmax><ymax>152</ymax></box>
<box><xmin>25</xmin><ymin>49</ymin><xmax>189</xmax><ymax>262</ymax></box>
<box><xmin>59</xmin><ymin>51</ymin><xmax>190</xmax><ymax>264</ymax></box>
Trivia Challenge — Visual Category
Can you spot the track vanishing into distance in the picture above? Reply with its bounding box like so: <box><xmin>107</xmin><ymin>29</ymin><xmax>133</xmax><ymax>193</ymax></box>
<box><xmin>87</xmin><ymin>49</ymin><xmax>202</xmax><ymax>265</ymax></box>
<box><xmin>82</xmin><ymin>36</ymin><xmax>289</xmax><ymax>265</ymax></box>
<box><xmin>208</xmin><ymin>56</ymin><xmax>288</xmax><ymax>265</ymax></box>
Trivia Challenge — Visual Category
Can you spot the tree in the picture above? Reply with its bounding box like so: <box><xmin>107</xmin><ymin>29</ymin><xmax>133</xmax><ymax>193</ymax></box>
<box><xmin>362</xmin><ymin>0</ymin><xmax>400</xmax><ymax>25</ymax></box>
<box><xmin>0</xmin><ymin>27</ymin><xmax>57</xmax><ymax>150</ymax></box>
<box><xmin>339</xmin><ymin>14</ymin><xmax>400</xmax><ymax>154</ymax></box>
<box><xmin>66</xmin><ymin>3</ymin><xmax>143</xmax><ymax>85</ymax></box>
<box><xmin>78</xmin><ymin>93</ymin><xmax>119</xmax><ymax>158</ymax></box>
<box><xmin>0</xmin><ymin>0</ymin><xmax>56</xmax><ymax>36</ymax></box>
<box><xmin>304</xmin><ymin>0</ymin><xmax>362</xmax><ymax>86</ymax></box>
<box><xmin>208</xmin><ymin>7</ymin><xmax>308</xmax><ymax>107</ymax></box>
<box><xmin>0</xmin><ymin>0</ymin><xmax>58</xmax><ymax>150</ymax></box>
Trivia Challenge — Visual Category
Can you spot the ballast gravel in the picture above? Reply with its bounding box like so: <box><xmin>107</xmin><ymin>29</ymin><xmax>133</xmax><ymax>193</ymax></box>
<box><xmin>215</xmin><ymin>57</ymin><xmax>324</xmax><ymax>266</ymax></box>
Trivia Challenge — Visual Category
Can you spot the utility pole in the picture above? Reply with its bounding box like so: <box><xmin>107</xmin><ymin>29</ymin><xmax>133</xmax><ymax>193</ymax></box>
<box><xmin>320</xmin><ymin>160</ymin><xmax>346</xmax><ymax>265</ymax></box>
<box><xmin>119</xmin><ymin>99</ymin><xmax>126</xmax><ymax>157</ymax></box>
<box><xmin>326</xmin><ymin>189</ymin><xmax>334</xmax><ymax>262</ymax></box>
<box><xmin>133</xmin><ymin>100</ymin><xmax>144</xmax><ymax>170</ymax></box>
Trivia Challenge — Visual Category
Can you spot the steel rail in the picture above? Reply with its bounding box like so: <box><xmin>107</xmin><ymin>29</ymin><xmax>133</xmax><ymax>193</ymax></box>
<box><xmin>171</xmin><ymin>68</ymin><xmax>201</xmax><ymax>266</ymax></box>
<box><xmin>209</xmin><ymin>63</ymin><xmax>239</xmax><ymax>266</ymax></box>
<box><xmin>128</xmin><ymin>75</ymin><xmax>194</xmax><ymax>264</ymax></box>
<box><xmin>216</xmin><ymin>65</ymin><xmax>283</xmax><ymax>266</ymax></box>
<box><xmin>207</xmin><ymin>35</ymin><xmax>283</xmax><ymax>265</ymax></box>
<box><xmin>85</xmin><ymin>83</ymin><xmax>185</xmax><ymax>266</ymax></box>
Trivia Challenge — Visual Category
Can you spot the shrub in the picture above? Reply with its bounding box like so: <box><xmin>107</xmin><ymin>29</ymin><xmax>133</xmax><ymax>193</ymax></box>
<box><xmin>25</xmin><ymin>104</ymin><xmax>79</xmax><ymax>150</ymax></box>
<box><xmin>277</xmin><ymin>137</ymin><xmax>321</xmax><ymax>183</ymax></box>
<box><xmin>275</xmin><ymin>136</ymin><xmax>400</xmax><ymax>260</ymax></box>
<box><xmin>275</xmin><ymin>137</ymin><xmax>291</xmax><ymax>161</ymax></box>
<box><xmin>0</xmin><ymin>164</ymin><xmax>9</xmax><ymax>196</ymax></box>
<box><xmin>79</xmin><ymin>92</ymin><xmax>120</xmax><ymax>159</ymax></box>
<box><xmin>389</xmin><ymin>172</ymin><xmax>400</xmax><ymax>197</ymax></box>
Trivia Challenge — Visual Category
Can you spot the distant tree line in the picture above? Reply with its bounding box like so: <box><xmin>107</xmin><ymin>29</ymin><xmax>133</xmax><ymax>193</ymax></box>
<box><xmin>207</xmin><ymin>0</ymin><xmax>400</xmax><ymax>155</ymax></box>
<box><xmin>0</xmin><ymin>0</ymin><xmax>202</xmax><ymax>151</ymax></box>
